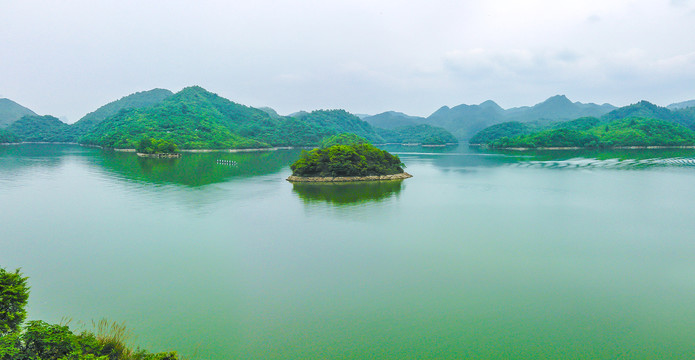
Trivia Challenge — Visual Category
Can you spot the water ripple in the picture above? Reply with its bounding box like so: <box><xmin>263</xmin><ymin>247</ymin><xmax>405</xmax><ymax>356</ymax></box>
<box><xmin>511</xmin><ymin>157</ymin><xmax>695</xmax><ymax>170</ymax></box>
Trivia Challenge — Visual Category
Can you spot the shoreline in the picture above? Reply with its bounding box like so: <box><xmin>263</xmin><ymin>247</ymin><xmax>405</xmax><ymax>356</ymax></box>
<box><xmin>136</xmin><ymin>152</ymin><xmax>182</xmax><ymax>158</ymax></box>
<box><xmin>287</xmin><ymin>172</ymin><xmax>413</xmax><ymax>183</ymax></box>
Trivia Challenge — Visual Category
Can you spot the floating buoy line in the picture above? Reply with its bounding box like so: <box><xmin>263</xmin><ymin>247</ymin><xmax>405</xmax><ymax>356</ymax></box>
<box><xmin>216</xmin><ymin>159</ymin><xmax>238</xmax><ymax>166</ymax></box>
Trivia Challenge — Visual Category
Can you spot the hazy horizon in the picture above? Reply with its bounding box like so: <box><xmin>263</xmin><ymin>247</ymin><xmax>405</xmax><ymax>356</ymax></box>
<box><xmin>2</xmin><ymin>0</ymin><xmax>694</xmax><ymax>122</ymax></box>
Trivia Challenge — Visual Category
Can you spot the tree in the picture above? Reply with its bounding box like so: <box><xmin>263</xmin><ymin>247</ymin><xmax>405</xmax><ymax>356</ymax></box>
<box><xmin>0</xmin><ymin>267</ymin><xmax>30</xmax><ymax>336</ymax></box>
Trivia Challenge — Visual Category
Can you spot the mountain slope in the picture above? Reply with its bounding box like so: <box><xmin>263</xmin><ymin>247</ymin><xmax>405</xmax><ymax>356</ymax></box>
<box><xmin>0</xmin><ymin>99</ymin><xmax>38</xmax><ymax>127</ymax></box>
<box><xmin>79</xmin><ymin>87</ymin><xmax>387</xmax><ymax>149</ymax></box>
<box><xmin>6</xmin><ymin>115</ymin><xmax>71</xmax><ymax>142</ymax></box>
<box><xmin>80</xmin><ymin>86</ymin><xmax>266</xmax><ymax>149</ymax></box>
<box><xmin>488</xmin><ymin>117</ymin><xmax>695</xmax><ymax>149</ymax></box>
<box><xmin>69</xmin><ymin>88</ymin><xmax>173</xmax><ymax>138</ymax></box>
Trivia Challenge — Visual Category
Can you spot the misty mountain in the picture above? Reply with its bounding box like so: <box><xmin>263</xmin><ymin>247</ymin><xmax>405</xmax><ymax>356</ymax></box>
<box><xmin>258</xmin><ymin>107</ymin><xmax>282</xmax><ymax>119</ymax></box>
<box><xmin>0</xmin><ymin>98</ymin><xmax>38</xmax><ymax>127</ymax></box>
<box><xmin>424</xmin><ymin>100</ymin><xmax>507</xmax><ymax>139</ymax></box>
<box><xmin>419</xmin><ymin>95</ymin><xmax>616</xmax><ymax>140</ymax></box>
<box><xmin>362</xmin><ymin>111</ymin><xmax>426</xmax><ymax>129</ymax></box>
<box><xmin>667</xmin><ymin>100</ymin><xmax>695</xmax><ymax>110</ymax></box>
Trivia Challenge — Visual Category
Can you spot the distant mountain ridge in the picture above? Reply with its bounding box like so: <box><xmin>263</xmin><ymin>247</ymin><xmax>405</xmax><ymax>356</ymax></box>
<box><xmin>0</xmin><ymin>98</ymin><xmax>37</xmax><ymax>127</ymax></box>
<box><xmin>667</xmin><ymin>100</ymin><xmax>695</xmax><ymax>110</ymax></box>
<box><xmin>362</xmin><ymin>111</ymin><xmax>426</xmax><ymax>129</ymax></box>
<box><xmin>363</xmin><ymin>95</ymin><xmax>616</xmax><ymax>141</ymax></box>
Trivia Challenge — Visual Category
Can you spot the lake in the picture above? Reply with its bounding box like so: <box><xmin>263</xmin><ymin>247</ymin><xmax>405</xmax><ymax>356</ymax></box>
<box><xmin>2</xmin><ymin>144</ymin><xmax>695</xmax><ymax>359</ymax></box>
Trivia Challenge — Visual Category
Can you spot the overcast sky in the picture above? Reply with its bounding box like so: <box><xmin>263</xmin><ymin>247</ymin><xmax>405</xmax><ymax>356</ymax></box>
<box><xmin>1</xmin><ymin>0</ymin><xmax>694</xmax><ymax>122</ymax></box>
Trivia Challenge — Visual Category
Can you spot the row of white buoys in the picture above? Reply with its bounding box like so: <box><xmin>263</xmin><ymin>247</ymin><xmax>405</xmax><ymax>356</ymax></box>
<box><xmin>513</xmin><ymin>157</ymin><xmax>695</xmax><ymax>170</ymax></box>
<box><xmin>216</xmin><ymin>159</ymin><xmax>238</xmax><ymax>166</ymax></box>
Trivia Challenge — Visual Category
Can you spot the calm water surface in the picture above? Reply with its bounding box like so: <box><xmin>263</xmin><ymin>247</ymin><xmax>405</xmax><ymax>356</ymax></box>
<box><xmin>2</xmin><ymin>144</ymin><xmax>695</xmax><ymax>359</ymax></box>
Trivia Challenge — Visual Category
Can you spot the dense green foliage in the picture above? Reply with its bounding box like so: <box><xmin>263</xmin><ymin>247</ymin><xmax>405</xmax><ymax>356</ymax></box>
<box><xmin>136</xmin><ymin>138</ymin><xmax>179</xmax><ymax>154</ymax></box>
<box><xmin>0</xmin><ymin>268</ymin><xmax>29</xmax><ymax>336</ymax></box>
<box><xmin>0</xmin><ymin>99</ymin><xmax>37</xmax><ymax>127</ymax></box>
<box><xmin>80</xmin><ymin>87</ymin><xmax>388</xmax><ymax>149</ymax></box>
<box><xmin>69</xmin><ymin>89</ymin><xmax>174</xmax><ymax>139</ymax></box>
<box><xmin>80</xmin><ymin>87</ymin><xmax>267</xmax><ymax>149</ymax></box>
<box><xmin>489</xmin><ymin>117</ymin><xmax>695</xmax><ymax>149</ymax></box>
<box><xmin>471</xmin><ymin>101</ymin><xmax>695</xmax><ymax>146</ymax></box>
<box><xmin>291</xmin><ymin>144</ymin><xmax>405</xmax><ymax>177</ymax></box>
<box><xmin>319</xmin><ymin>133</ymin><xmax>368</xmax><ymax>148</ymax></box>
<box><xmin>469</xmin><ymin>122</ymin><xmax>534</xmax><ymax>145</ymax></box>
<box><xmin>551</xmin><ymin>117</ymin><xmax>601</xmax><ymax>131</ymax></box>
<box><xmin>0</xmin><ymin>267</ymin><xmax>178</xmax><ymax>360</ymax></box>
<box><xmin>6</xmin><ymin>115</ymin><xmax>72</xmax><ymax>142</ymax></box>
<box><xmin>0</xmin><ymin>129</ymin><xmax>19</xmax><ymax>143</ymax></box>
<box><xmin>377</xmin><ymin>124</ymin><xmax>458</xmax><ymax>145</ymax></box>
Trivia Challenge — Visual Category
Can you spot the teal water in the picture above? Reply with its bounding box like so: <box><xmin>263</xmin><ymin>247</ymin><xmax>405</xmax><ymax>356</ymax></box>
<box><xmin>2</xmin><ymin>144</ymin><xmax>695</xmax><ymax>359</ymax></box>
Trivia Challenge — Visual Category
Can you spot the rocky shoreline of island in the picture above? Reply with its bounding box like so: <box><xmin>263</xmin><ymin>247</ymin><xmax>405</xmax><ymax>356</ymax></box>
<box><xmin>287</xmin><ymin>172</ymin><xmax>412</xmax><ymax>182</ymax></box>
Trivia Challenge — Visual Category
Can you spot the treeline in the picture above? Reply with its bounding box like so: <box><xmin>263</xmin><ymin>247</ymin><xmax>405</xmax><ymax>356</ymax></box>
<box><xmin>0</xmin><ymin>267</ymin><xmax>179</xmax><ymax>360</ymax></box>
<box><xmin>290</xmin><ymin>143</ymin><xmax>405</xmax><ymax>177</ymax></box>
<box><xmin>471</xmin><ymin>101</ymin><xmax>695</xmax><ymax>148</ymax></box>
<box><xmin>487</xmin><ymin>117</ymin><xmax>695</xmax><ymax>149</ymax></box>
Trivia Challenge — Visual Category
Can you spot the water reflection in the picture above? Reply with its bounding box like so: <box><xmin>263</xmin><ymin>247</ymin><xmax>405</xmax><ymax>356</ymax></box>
<box><xmin>94</xmin><ymin>149</ymin><xmax>302</xmax><ymax>186</ymax></box>
<box><xmin>292</xmin><ymin>180</ymin><xmax>404</xmax><ymax>205</ymax></box>
<box><xmin>0</xmin><ymin>144</ymin><xmax>83</xmax><ymax>181</ymax></box>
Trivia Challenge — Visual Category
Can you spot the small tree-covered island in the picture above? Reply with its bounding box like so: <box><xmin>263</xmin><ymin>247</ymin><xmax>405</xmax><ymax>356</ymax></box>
<box><xmin>287</xmin><ymin>134</ymin><xmax>412</xmax><ymax>182</ymax></box>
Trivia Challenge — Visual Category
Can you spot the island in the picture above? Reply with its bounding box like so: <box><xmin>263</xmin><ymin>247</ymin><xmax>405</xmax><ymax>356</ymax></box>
<box><xmin>287</xmin><ymin>141</ymin><xmax>412</xmax><ymax>182</ymax></box>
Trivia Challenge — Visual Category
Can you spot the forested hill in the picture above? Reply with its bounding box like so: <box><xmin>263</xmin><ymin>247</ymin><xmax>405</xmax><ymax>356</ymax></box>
<box><xmin>487</xmin><ymin>117</ymin><xmax>695</xmax><ymax>149</ymax></box>
<box><xmin>69</xmin><ymin>88</ymin><xmax>174</xmax><ymax>137</ymax></box>
<box><xmin>79</xmin><ymin>86</ymin><xmax>458</xmax><ymax>149</ymax></box>
<box><xmin>362</xmin><ymin>111</ymin><xmax>425</xmax><ymax>129</ymax></box>
<box><xmin>6</xmin><ymin>115</ymin><xmax>72</xmax><ymax>142</ymax></box>
<box><xmin>80</xmin><ymin>86</ymin><xmax>271</xmax><ymax>149</ymax></box>
<box><xmin>79</xmin><ymin>87</ymin><xmax>380</xmax><ymax>149</ymax></box>
<box><xmin>0</xmin><ymin>98</ymin><xmax>37</xmax><ymax>127</ymax></box>
<box><xmin>471</xmin><ymin>101</ymin><xmax>695</xmax><ymax>146</ymax></box>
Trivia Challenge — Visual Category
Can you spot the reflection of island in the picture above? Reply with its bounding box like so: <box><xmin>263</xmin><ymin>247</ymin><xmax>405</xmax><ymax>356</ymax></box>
<box><xmin>292</xmin><ymin>180</ymin><xmax>404</xmax><ymax>205</ymax></box>
<box><xmin>96</xmin><ymin>149</ymin><xmax>303</xmax><ymax>186</ymax></box>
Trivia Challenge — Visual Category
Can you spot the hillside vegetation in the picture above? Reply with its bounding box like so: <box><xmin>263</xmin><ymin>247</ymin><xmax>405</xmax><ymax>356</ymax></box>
<box><xmin>472</xmin><ymin>101</ymin><xmax>695</xmax><ymax>147</ymax></box>
<box><xmin>0</xmin><ymin>128</ymin><xmax>19</xmax><ymax>143</ymax></box>
<box><xmin>488</xmin><ymin>117</ymin><xmax>695</xmax><ymax>149</ymax></box>
<box><xmin>291</xmin><ymin>143</ymin><xmax>405</xmax><ymax>177</ymax></box>
<box><xmin>6</xmin><ymin>115</ymin><xmax>72</xmax><ymax>142</ymax></box>
<box><xmin>69</xmin><ymin>88</ymin><xmax>173</xmax><ymax>139</ymax></box>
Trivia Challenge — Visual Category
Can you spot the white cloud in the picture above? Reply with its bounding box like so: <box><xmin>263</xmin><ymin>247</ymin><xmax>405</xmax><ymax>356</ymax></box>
<box><xmin>1</xmin><ymin>0</ymin><xmax>695</xmax><ymax>118</ymax></box>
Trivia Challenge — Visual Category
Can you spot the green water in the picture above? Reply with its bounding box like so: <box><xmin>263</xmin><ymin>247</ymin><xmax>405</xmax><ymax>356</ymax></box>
<box><xmin>2</xmin><ymin>144</ymin><xmax>695</xmax><ymax>359</ymax></box>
